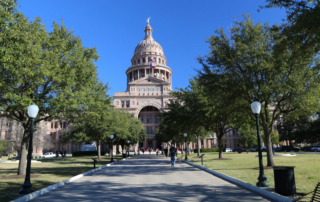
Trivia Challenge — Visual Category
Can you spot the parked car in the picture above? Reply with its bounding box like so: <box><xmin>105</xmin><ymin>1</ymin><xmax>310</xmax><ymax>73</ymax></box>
<box><xmin>225</xmin><ymin>148</ymin><xmax>233</xmax><ymax>152</ymax></box>
<box><xmin>281</xmin><ymin>146</ymin><xmax>300</xmax><ymax>152</ymax></box>
<box><xmin>301</xmin><ymin>146</ymin><xmax>312</xmax><ymax>152</ymax></box>
<box><xmin>40</xmin><ymin>152</ymin><xmax>60</xmax><ymax>158</ymax></box>
<box><xmin>274</xmin><ymin>147</ymin><xmax>282</xmax><ymax>152</ymax></box>
<box><xmin>15</xmin><ymin>155</ymin><xmax>34</xmax><ymax>160</ymax></box>
<box><xmin>249</xmin><ymin>148</ymin><xmax>257</xmax><ymax>152</ymax></box>
<box><xmin>233</xmin><ymin>148</ymin><xmax>247</xmax><ymax>153</ymax></box>
<box><xmin>311</xmin><ymin>146</ymin><xmax>320</xmax><ymax>152</ymax></box>
<box><xmin>261</xmin><ymin>147</ymin><xmax>267</xmax><ymax>152</ymax></box>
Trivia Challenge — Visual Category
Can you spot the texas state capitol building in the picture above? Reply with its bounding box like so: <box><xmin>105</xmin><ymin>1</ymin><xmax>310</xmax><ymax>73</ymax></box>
<box><xmin>113</xmin><ymin>21</ymin><xmax>174</xmax><ymax>149</ymax></box>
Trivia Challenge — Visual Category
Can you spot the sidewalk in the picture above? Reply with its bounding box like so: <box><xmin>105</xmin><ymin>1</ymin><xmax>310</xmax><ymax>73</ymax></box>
<box><xmin>30</xmin><ymin>155</ymin><xmax>275</xmax><ymax>202</ymax></box>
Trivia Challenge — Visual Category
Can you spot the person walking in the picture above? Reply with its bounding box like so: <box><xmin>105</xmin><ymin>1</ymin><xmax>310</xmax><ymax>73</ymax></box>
<box><xmin>169</xmin><ymin>145</ymin><xmax>177</xmax><ymax>166</ymax></box>
<box><xmin>164</xmin><ymin>148</ymin><xmax>168</xmax><ymax>158</ymax></box>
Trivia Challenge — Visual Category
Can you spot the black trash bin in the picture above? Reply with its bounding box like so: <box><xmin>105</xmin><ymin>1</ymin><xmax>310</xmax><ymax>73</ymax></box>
<box><xmin>122</xmin><ymin>154</ymin><xmax>127</xmax><ymax>158</ymax></box>
<box><xmin>273</xmin><ymin>166</ymin><xmax>296</xmax><ymax>196</ymax></box>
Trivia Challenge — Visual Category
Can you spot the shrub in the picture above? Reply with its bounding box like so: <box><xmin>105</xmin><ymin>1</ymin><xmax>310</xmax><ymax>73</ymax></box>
<box><xmin>72</xmin><ymin>151</ymin><xmax>106</xmax><ymax>157</ymax></box>
<box><xmin>200</xmin><ymin>148</ymin><xmax>226</xmax><ymax>152</ymax></box>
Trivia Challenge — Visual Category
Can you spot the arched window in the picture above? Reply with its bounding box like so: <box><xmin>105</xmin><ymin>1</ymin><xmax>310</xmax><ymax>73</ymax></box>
<box><xmin>158</xmin><ymin>58</ymin><xmax>161</xmax><ymax>64</ymax></box>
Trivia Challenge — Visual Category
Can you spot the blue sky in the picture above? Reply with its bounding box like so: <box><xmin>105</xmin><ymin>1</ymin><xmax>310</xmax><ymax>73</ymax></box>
<box><xmin>18</xmin><ymin>0</ymin><xmax>286</xmax><ymax>97</ymax></box>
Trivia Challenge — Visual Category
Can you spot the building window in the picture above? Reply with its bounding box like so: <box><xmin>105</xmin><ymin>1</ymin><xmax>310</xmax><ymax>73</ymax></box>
<box><xmin>150</xmin><ymin>115</ymin><xmax>153</xmax><ymax>123</ymax></box>
<box><xmin>63</xmin><ymin>122</ymin><xmax>67</xmax><ymax>129</ymax></box>
<box><xmin>143</xmin><ymin>58</ymin><xmax>145</xmax><ymax>63</ymax></box>
<box><xmin>140</xmin><ymin>115</ymin><xmax>144</xmax><ymax>123</ymax></box>
<box><xmin>155</xmin><ymin>88</ymin><xmax>158</xmax><ymax>91</ymax></box>
<box><xmin>150</xmin><ymin>88</ymin><xmax>153</xmax><ymax>91</ymax></box>
<box><xmin>138</xmin><ymin>59</ymin><xmax>140</xmax><ymax>64</ymax></box>
<box><xmin>147</xmin><ymin>115</ymin><xmax>150</xmax><ymax>123</ymax></box>
<box><xmin>147</xmin><ymin>127</ymin><xmax>150</xmax><ymax>134</ymax></box>
<box><xmin>51</xmin><ymin>122</ymin><xmax>53</xmax><ymax>129</ymax></box>
<box><xmin>126</xmin><ymin>101</ymin><xmax>130</xmax><ymax>108</ymax></box>
<box><xmin>146</xmin><ymin>88</ymin><xmax>149</xmax><ymax>91</ymax></box>
<box><xmin>141</xmin><ymin>88</ymin><xmax>144</xmax><ymax>91</ymax></box>
<box><xmin>150</xmin><ymin>127</ymin><xmax>153</xmax><ymax>134</ymax></box>
<box><xmin>155</xmin><ymin>115</ymin><xmax>159</xmax><ymax>123</ymax></box>
<box><xmin>121</xmin><ymin>101</ymin><xmax>125</xmax><ymax>108</ymax></box>
<box><xmin>137</xmin><ymin>102</ymin><xmax>139</xmax><ymax>105</ymax></box>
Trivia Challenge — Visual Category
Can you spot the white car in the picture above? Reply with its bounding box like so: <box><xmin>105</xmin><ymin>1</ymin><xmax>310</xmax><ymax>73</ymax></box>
<box><xmin>40</xmin><ymin>152</ymin><xmax>60</xmax><ymax>158</ymax></box>
<box><xmin>311</xmin><ymin>146</ymin><xmax>320</xmax><ymax>152</ymax></box>
<box><xmin>226</xmin><ymin>148</ymin><xmax>233</xmax><ymax>152</ymax></box>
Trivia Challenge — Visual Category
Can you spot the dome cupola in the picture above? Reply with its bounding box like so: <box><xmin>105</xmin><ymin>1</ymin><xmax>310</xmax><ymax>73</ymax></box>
<box><xmin>134</xmin><ymin>19</ymin><xmax>164</xmax><ymax>56</ymax></box>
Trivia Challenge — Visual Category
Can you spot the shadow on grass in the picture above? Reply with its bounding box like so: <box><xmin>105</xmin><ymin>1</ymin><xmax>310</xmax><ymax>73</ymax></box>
<box><xmin>0</xmin><ymin>180</ymin><xmax>57</xmax><ymax>202</ymax></box>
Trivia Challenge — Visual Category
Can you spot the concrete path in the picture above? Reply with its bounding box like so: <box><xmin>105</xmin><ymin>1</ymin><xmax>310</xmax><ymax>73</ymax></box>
<box><xmin>31</xmin><ymin>155</ymin><xmax>275</xmax><ymax>202</ymax></box>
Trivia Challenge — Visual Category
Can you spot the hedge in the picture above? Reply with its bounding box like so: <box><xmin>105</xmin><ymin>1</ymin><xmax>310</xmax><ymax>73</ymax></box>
<box><xmin>199</xmin><ymin>148</ymin><xmax>226</xmax><ymax>153</ymax></box>
<box><xmin>72</xmin><ymin>151</ymin><xmax>106</xmax><ymax>156</ymax></box>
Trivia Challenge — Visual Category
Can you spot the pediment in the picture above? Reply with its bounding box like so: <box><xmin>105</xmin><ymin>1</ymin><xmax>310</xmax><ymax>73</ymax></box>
<box><xmin>130</xmin><ymin>76</ymin><xmax>169</xmax><ymax>85</ymax></box>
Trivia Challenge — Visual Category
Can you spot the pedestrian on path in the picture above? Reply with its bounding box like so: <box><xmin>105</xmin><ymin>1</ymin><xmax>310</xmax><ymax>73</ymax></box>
<box><xmin>169</xmin><ymin>145</ymin><xmax>177</xmax><ymax>166</ymax></box>
<box><xmin>164</xmin><ymin>148</ymin><xmax>168</xmax><ymax>158</ymax></box>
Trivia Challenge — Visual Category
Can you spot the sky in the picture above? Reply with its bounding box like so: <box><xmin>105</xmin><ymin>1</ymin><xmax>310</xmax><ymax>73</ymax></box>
<box><xmin>17</xmin><ymin>0</ymin><xmax>287</xmax><ymax>97</ymax></box>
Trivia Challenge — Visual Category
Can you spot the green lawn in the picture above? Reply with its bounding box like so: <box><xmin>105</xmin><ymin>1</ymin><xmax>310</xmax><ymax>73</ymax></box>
<box><xmin>0</xmin><ymin>155</ymin><xmax>123</xmax><ymax>202</ymax></box>
<box><xmin>184</xmin><ymin>152</ymin><xmax>320</xmax><ymax>198</ymax></box>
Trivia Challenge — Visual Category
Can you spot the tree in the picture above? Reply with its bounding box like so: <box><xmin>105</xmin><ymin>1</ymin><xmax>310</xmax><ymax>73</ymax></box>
<box><xmin>263</xmin><ymin>0</ymin><xmax>320</xmax><ymax>54</ymax></box>
<box><xmin>0</xmin><ymin>140</ymin><xmax>12</xmax><ymax>157</ymax></box>
<box><xmin>238</xmin><ymin>124</ymin><xmax>258</xmax><ymax>150</ymax></box>
<box><xmin>0</xmin><ymin>1</ymin><xmax>100</xmax><ymax>174</ymax></box>
<box><xmin>198</xmin><ymin>15</ymin><xmax>320</xmax><ymax>166</ymax></box>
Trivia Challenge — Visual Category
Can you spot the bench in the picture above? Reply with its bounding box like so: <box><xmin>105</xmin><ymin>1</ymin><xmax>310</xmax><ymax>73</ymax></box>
<box><xmin>298</xmin><ymin>182</ymin><xmax>320</xmax><ymax>202</ymax></box>
<box><xmin>311</xmin><ymin>182</ymin><xmax>320</xmax><ymax>202</ymax></box>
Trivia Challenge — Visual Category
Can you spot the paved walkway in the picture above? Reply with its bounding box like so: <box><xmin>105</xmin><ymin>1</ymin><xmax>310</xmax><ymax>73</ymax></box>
<box><xmin>31</xmin><ymin>155</ymin><xmax>275</xmax><ymax>202</ymax></box>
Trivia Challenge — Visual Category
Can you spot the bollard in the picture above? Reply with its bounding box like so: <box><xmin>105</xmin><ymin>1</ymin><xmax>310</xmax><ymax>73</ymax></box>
<box><xmin>92</xmin><ymin>158</ymin><xmax>97</xmax><ymax>168</ymax></box>
<box><xmin>200</xmin><ymin>154</ymin><xmax>205</xmax><ymax>165</ymax></box>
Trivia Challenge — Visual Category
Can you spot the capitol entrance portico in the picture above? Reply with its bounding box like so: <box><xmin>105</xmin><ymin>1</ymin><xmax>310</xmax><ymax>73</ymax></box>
<box><xmin>113</xmin><ymin>20</ymin><xmax>175</xmax><ymax>148</ymax></box>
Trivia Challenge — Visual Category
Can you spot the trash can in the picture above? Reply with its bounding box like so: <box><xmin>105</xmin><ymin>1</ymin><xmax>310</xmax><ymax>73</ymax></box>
<box><xmin>122</xmin><ymin>154</ymin><xmax>127</xmax><ymax>158</ymax></box>
<box><xmin>273</xmin><ymin>166</ymin><xmax>296</xmax><ymax>196</ymax></box>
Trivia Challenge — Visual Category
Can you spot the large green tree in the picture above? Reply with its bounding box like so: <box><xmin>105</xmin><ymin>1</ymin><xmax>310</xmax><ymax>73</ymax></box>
<box><xmin>263</xmin><ymin>0</ymin><xmax>320</xmax><ymax>54</ymax></box>
<box><xmin>198</xmin><ymin>15</ymin><xmax>320</xmax><ymax>166</ymax></box>
<box><xmin>0</xmin><ymin>1</ymin><xmax>100</xmax><ymax>174</ymax></box>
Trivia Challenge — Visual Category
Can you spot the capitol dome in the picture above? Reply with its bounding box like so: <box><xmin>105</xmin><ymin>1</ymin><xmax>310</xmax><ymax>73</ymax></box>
<box><xmin>134</xmin><ymin>24</ymin><xmax>165</xmax><ymax>56</ymax></box>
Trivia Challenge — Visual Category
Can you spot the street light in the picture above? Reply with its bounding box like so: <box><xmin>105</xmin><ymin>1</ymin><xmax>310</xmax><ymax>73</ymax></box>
<box><xmin>110</xmin><ymin>134</ymin><xmax>114</xmax><ymax>162</ymax></box>
<box><xmin>19</xmin><ymin>103</ymin><xmax>39</xmax><ymax>194</ymax></box>
<box><xmin>184</xmin><ymin>133</ymin><xmax>188</xmax><ymax>161</ymax></box>
<box><xmin>251</xmin><ymin>101</ymin><xmax>269</xmax><ymax>187</ymax></box>
<box><xmin>127</xmin><ymin>140</ymin><xmax>130</xmax><ymax>157</ymax></box>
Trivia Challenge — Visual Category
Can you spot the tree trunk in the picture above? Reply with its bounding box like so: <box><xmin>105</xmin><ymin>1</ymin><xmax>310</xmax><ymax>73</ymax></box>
<box><xmin>197</xmin><ymin>136</ymin><xmax>200</xmax><ymax>157</ymax></box>
<box><xmin>116</xmin><ymin>144</ymin><xmax>119</xmax><ymax>154</ymax></box>
<box><xmin>263</xmin><ymin>126</ymin><xmax>275</xmax><ymax>166</ymax></box>
<box><xmin>218</xmin><ymin>135</ymin><xmax>223</xmax><ymax>159</ymax></box>
<box><xmin>18</xmin><ymin>132</ymin><xmax>29</xmax><ymax>175</ymax></box>
<box><xmin>97</xmin><ymin>140</ymin><xmax>101</xmax><ymax>159</ymax></box>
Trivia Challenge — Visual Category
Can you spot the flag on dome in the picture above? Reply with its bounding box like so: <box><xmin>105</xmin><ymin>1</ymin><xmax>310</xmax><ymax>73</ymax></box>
<box><xmin>149</xmin><ymin>58</ymin><xmax>156</xmax><ymax>69</ymax></box>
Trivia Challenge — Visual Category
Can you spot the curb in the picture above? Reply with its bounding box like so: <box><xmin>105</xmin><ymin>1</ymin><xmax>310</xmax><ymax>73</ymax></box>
<box><xmin>11</xmin><ymin>158</ymin><xmax>127</xmax><ymax>202</ymax></box>
<box><xmin>181</xmin><ymin>160</ymin><xmax>293</xmax><ymax>202</ymax></box>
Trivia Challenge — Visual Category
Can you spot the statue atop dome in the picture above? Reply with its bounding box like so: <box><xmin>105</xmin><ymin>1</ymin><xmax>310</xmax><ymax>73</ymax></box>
<box><xmin>147</xmin><ymin>17</ymin><xmax>151</xmax><ymax>24</ymax></box>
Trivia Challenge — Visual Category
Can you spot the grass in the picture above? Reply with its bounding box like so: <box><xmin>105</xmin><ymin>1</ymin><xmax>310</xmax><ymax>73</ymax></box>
<box><xmin>0</xmin><ymin>155</ymin><xmax>123</xmax><ymax>202</ymax></box>
<box><xmin>186</xmin><ymin>152</ymin><xmax>320</xmax><ymax>198</ymax></box>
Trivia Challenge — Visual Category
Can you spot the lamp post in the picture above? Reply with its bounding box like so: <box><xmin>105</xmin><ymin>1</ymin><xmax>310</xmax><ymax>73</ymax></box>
<box><xmin>19</xmin><ymin>103</ymin><xmax>39</xmax><ymax>194</ymax></box>
<box><xmin>184</xmin><ymin>133</ymin><xmax>188</xmax><ymax>161</ymax></box>
<box><xmin>127</xmin><ymin>141</ymin><xmax>130</xmax><ymax>157</ymax></box>
<box><xmin>110</xmin><ymin>134</ymin><xmax>114</xmax><ymax>162</ymax></box>
<box><xmin>251</xmin><ymin>101</ymin><xmax>270</xmax><ymax>187</ymax></box>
